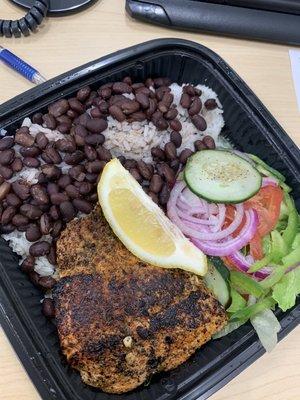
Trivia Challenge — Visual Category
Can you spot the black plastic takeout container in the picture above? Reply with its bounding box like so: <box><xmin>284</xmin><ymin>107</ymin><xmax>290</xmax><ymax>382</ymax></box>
<box><xmin>0</xmin><ymin>39</ymin><xmax>299</xmax><ymax>400</ymax></box>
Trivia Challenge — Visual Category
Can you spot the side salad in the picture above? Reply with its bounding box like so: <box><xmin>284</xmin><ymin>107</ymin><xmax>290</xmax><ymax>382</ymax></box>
<box><xmin>167</xmin><ymin>149</ymin><xmax>300</xmax><ymax>351</ymax></box>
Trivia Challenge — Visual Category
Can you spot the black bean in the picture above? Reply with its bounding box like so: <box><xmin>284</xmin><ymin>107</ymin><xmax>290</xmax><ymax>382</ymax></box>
<box><xmin>49</xmin><ymin>205</ymin><xmax>60</xmax><ymax>220</ymax></box>
<box><xmin>164</xmin><ymin>142</ymin><xmax>177</xmax><ymax>161</ymax></box>
<box><xmin>124</xmin><ymin>159</ymin><xmax>137</xmax><ymax>170</ymax></box>
<box><xmin>39</xmin><ymin>276</ymin><xmax>56</xmax><ymax>290</ymax></box>
<box><xmin>152</xmin><ymin>116</ymin><xmax>168</xmax><ymax>131</ymax></box>
<box><xmin>56</xmin><ymin>138</ymin><xmax>76</xmax><ymax>153</ymax></box>
<box><xmin>194</xmin><ymin>140</ymin><xmax>207</xmax><ymax>151</ymax></box>
<box><xmin>148</xmin><ymin>191</ymin><xmax>159</xmax><ymax>204</ymax></box>
<box><xmin>51</xmin><ymin>220</ymin><xmax>63</xmax><ymax>238</ymax></box>
<box><xmin>0</xmin><ymin>176</ymin><xmax>4</xmax><ymax>185</ymax></box>
<box><xmin>15</xmin><ymin>127</ymin><xmax>35</xmax><ymax>147</ymax></box>
<box><xmin>151</xmin><ymin>147</ymin><xmax>165</xmax><ymax>161</ymax></box>
<box><xmin>68</xmin><ymin>98</ymin><xmax>85</xmax><ymax>114</ymax></box>
<box><xmin>11</xmin><ymin>158</ymin><xmax>23</xmax><ymax>172</ymax></box>
<box><xmin>47</xmin><ymin>183</ymin><xmax>59</xmax><ymax>196</ymax></box>
<box><xmin>72</xmin><ymin>199</ymin><xmax>93</xmax><ymax>214</ymax></box>
<box><xmin>98</xmin><ymin>100</ymin><xmax>109</xmax><ymax>114</ymax></box>
<box><xmin>205</xmin><ymin>99</ymin><xmax>218</xmax><ymax>110</ymax></box>
<box><xmin>121</xmin><ymin>100</ymin><xmax>140</xmax><ymax>115</ymax></box>
<box><xmin>146</xmin><ymin>98</ymin><xmax>157</xmax><ymax>118</ymax></box>
<box><xmin>41</xmin><ymin>165</ymin><xmax>61</xmax><ymax>180</ymax></box>
<box><xmin>77</xmin><ymin>86</ymin><xmax>91</xmax><ymax>102</ymax></box>
<box><xmin>20</xmin><ymin>255</ymin><xmax>35</xmax><ymax>273</ymax></box>
<box><xmin>57</xmin><ymin>175</ymin><xmax>72</xmax><ymax>189</ymax></box>
<box><xmin>6</xmin><ymin>193</ymin><xmax>21</xmax><ymax>207</ymax></box>
<box><xmin>40</xmin><ymin>214</ymin><xmax>52</xmax><ymax>235</ymax></box>
<box><xmin>149</xmin><ymin>174</ymin><xmax>163</xmax><ymax>194</ymax></box>
<box><xmin>170</xmin><ymin>131</ymin><xmax>182</xmax><ymax>148</ymax></box>
<box><xmin>84</xmin><ymin>133</ymin><xmax>105</xmax><ymax>146</ymax></box>
<box><xmin>57</xmin><ymin>123</ymin><xmax>70</xmax><ymax>134</ymax></box>
<box><xmin>123</xmin><ymin>76</ymin><xmax>132</xmax><ymax>85</ymax></box>
<box><xmin>164</xmin><ymin>108</ymin><xmax>178</xmax><ymax>120</ymax></box>
<box><xmin>37</xmin><ymin>173</ymin><xmax>47</xmax><ymax>184</ymax></box>
<box><xmin>179</xmin><ymin>148</ymin><xmax>193</xmax><ymax>164</ymax></box>
<box><xmin>109</xmin><ymin>105</ymin><xmax>126</xmax><ymax>122</ymax></box>
<box><xmin>188</xmin><ymin>97</ymin><xmax>202</xmax><ymax>116</ymax></box>
<box><xmin>65</xmin><ymin>185</ymin><xmax>81</xmax><ymax>199</ymax></box>
<box><xmin>158</xmin><ymin>92</ymin><xmax>173</xmax><ymax>113</ymax></box>
<box><xmin>86</xmin><ymin>118</ymin><xmax>108</xmax><ymax>134</ymax></box>
<box><xmin>130</xmin><ymin>168</ymin><xmax>143</xmax><ymax>183</ymax></box>
<box><xmin>183</xmin><ymin>84</ymin><xmax>196</xmax><ymax>96</ymax></box>
<box><xmin>0</xmin><ymin>136</ymin><xmax>14</xmax><ymax>150</ymax></box>
<box><xmin>112</xmin><ymin>82</ymin><xmax>132</xmax><ymax>94</ymax></box>
<box><xmin>22</xmin><ymin>157</ymin><xmax>41</xmax><ymax>168</ymax></box>
<box><xmin>68</xmin><ymin>165</ymin><xmax>85</xmax><ymax>182</ymax></box>
<box><xmin>161</xmin><ymin>163</ymin><xmax>175</xmax><ymax>184</ymax></box>
<box><xmin>48</xmin><ymin>99</ymin><xmax>69</xmax><ymax>118</ymax></box>
<box><xmin>26</xmin><ymin>224</ymin><xmax>42</xmax><ymax>242</ymax></box>
<box><xmin>42</xmin><ymin>114</ymin><xmax>57</xmax><ymax>130</ymax></box>
<box><xmin>29</xmin><ymin>241</ymin><xmax>51</xmax><ymax>257</ymax></box>
<box><xmin>85</xmin><ymin>173</ymin><xmax>98</xmax><ymax>183</ymax></box>
<box><xmin>56</xmin><ymin>115</ymin><xmax>72</xmax><ymax>127</ymax></box>
<box><xmin>29</xmin><ymin>271</ymin><xmax>41</xmax><ymax>287</ymax></box>
<box><xmin>0</xmin><ymin>182</ymin><xmax>11</xmax><ymax>200</ymax></box>
<box><xmin>47</xmin><ymin>246</ymin><xmax>56</xmax><ymax>265</ymax></box>
<box><xmin>159</xmin><ymin>184</ymin><xmax>170</xmax><ymax>206</ymax></box>
<box><xmin>32</xmin><ymin>112</ymin><xmax>43</xmax><ymax>125</ymax></box>
<box><xmin>35</xmin><ymin>132</ymin><xmax>49</xmax><ymax>150</ymax></box>
<box><xmin>67</xmin><ymin>109</ymin><xmax>78</xmax><ymax>119</ymax></box>
<box><xmin>90</xmin><ymin>107</ymin><xmax>102</xmax><ymax>119</ymax></box>
<box><xmin>191</xmin><ymin>115</ymin><xmax>207</xmax><ymax>131</ymax></box>
<box><xmin>0</xmin><ymin>165</ymin><xmax>13</xmax><ymax>180</ymax></box>
<box><xmin>137</xmin><ymin>160</ymin><xmax>153</xmax><ymax>180</ymax></box>
<box><xmin>145</xmin><ymin>78</ymin><xmax>154</xmax><ymax>88</ymax></box>
<box><xmin>88</xmin><ymin>192</ymin><xmax>98</xmax><ymax>203</ymax></box>
<box><xmin>129</xmin><ymin>111</ymin><xmax>147</xmax><ymax>122</ymax></box>
<box><xmin>180</xmin><ymin>93</ymin><xmax>192</xmax><ymax>109</ymax></box>
<box><xmin>99</xmin><ymin>87</ymin><xmax>112</xmax><ymax>99</ymax></box>
<box><xmin>20</xmin><ymin>146</ymin><xmax>41</xmax><ymax>158</ymax></box>
<box><xmin>42</xmin><ymin>146</ymin><xmax>62</xmax><ymax>164</ymax></box>
<box><xmin>132</xmin><ymin>82</ymin><xmax>145</xmax><ymax>91</ymax></box>
<box><xmin>42</xmin><ymin>298</ymin><xmax>55</xmax><ymax>318</ymax></box>
<box><xmin>85</xmin><ymin>160</ymin><xmax>105</xmax><ymax>174</ymax></box>
<box><xmin>169</xmin><ymin>118</ymin><xmax>182</xmax><ymax>132</ymax></box>
<box><xmin>1</xmin><ymin>206</ymin><xmax>17</xmax><ymax>224</ymax></box>
<box><xmin>96</xmin><ymin>146</ymin><xmax>112</xmax><ymax>162</ymax></box>
<box><xmin>31</xmin><ymin>184</ymin><xmax>49</xmax><ymax>205</ymax></box>
<box><xmin>85</xmin><ymin>92</ymin><xmax>97</xmax><ymax>108</ymax></box>
<box><xmin>64</xmin><ymin>151</ymin><xmax>85</xmax><ymax>165</ymax></box>
<box><xmin>12</xmin><ymin>214</ymin><xmax>29</xmax><ymax>227</ymax></box>
<box><xmin>136</xmin><ymin>92</ymin><xmax>150</xmax><ymax>109</ymax></box>
<box><xmin>0</xmin><ymin>224</ymin><xmax>15</xmax><ymax>234</ymax></box>
<box><xmin>202</xmin><ymin>135</ymin><xmax>216</xmax><ymax>149</ymax></box>
<box><xmin>78</xmin><ymin>182</ymin><xmax>93</xmax><ymax>195</ymax></box>
<box><xmin>60</xmin><ymin>201</ymin><xmax>76</xmax><ymax>222</ymax></box>
<box><xmin>84</xmin><ymin>145</ymin><xmax>97</xmax><ymax>161</ymax></box>
<box><xmin>12</xmin><ymin>181</ymin><xmax>30</xmax><ymax>200</ymax></box>
<box><xmin>170</xmin><ymin>159</ymin><xmax>180</xmax><ymax>173</ymax></box>
<box><xmin>20</xmin><ymin>204</ymin><xmax>43</xmax><ymax>220</ymax></box>
<box><xmin>50</xmin><ymin>193</ymin><xmax>69</xmax><ymax>205</ymax></box>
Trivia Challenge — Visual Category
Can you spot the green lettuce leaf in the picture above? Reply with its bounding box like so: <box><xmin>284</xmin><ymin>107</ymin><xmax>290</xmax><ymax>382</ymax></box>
<box><xmin>272</xmin><ymin>268</ymin><xmax>300</xmax><ymax>312</ymax></box>
<box><xmin>227</xmin><ymin>287</ymin><xmax>247</xmax><ymax>313</ymax></box>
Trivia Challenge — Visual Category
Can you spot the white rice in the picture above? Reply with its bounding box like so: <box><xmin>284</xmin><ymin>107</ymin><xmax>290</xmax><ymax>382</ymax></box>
<box><xmin>103</xmin><ymin>84</ymin><xmax>224</xmax><ymax>163</ymax></box>
<box><xmin>1</xmin><ymin>83</ymin><xmax>225</xmax><ymax>278</ymax></box>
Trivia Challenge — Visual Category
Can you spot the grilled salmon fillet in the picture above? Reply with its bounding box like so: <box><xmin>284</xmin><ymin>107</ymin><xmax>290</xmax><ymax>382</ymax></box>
<box><xmin>54</xmin><ymin>207</ymin><xmax>227</xmax><ymax>394</ymax></box>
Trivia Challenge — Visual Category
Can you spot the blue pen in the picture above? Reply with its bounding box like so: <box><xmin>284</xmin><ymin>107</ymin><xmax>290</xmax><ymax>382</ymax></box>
<box><xmin>0</xmin><ymin>46</ymin><xmax>46</xmax><ymax>85</ymax></box>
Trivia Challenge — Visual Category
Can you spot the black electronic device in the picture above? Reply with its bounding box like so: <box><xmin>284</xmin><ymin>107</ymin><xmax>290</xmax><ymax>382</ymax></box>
<box><xmin>0</xmin><ymin>0</ymin><xmax>98</xmax><ymax>38</ymax></box>
<box><xmin>126</xmin><ymin>0</ymin><xmax>300</xmax><ymax>45</ymax></box>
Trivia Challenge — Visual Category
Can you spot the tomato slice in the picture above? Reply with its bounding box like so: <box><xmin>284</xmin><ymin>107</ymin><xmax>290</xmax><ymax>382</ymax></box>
<box><xmin>245</xmin><ymin>186</ymin><xmax>283</xmax><ymax>237</ymax></box>
<box><xmin>222</xmin><ymin>186</ymin><xmax>283</xmax><ymax>261</ymax></box>
<box><xmin>249</xmin><ymin>232</ymin><xmax>264</xmax><ymax>260</ymax></box>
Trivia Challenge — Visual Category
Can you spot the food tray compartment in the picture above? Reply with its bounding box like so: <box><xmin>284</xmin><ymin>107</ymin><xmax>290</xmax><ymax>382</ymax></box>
<box><xmin>0</xmin><ymin>39</ymin><xmax>299</xmax><ymax>400</ymax></box>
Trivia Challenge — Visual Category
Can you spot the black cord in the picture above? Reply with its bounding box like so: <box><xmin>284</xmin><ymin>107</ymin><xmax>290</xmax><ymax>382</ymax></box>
<box><xmin>0</xmin><ymin>0</ymin><xmax>50</xmax><ymax>38</ymax></box>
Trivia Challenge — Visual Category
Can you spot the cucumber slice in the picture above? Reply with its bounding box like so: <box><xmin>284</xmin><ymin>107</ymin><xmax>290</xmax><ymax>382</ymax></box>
<box><xmin>184</xmin><ymin>150</ymin><xmax>262</xmax><ymax>203</ymax></box>
<box><xmin>204</xmin><ymin>263</ymin><xmax>230</xmax><ymax>307</ymax></box>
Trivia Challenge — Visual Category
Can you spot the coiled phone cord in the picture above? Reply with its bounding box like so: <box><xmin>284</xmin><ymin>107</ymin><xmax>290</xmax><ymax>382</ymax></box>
<box><xmin>0</xmin><ymin>0</ymin><xmax>50</xmax><ymax>38</ymax></box>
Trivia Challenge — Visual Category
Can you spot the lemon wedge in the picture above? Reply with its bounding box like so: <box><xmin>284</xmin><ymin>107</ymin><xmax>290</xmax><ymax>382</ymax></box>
<box><xmin>97</xmin><ymin>159</ymin><xmax>207</xmax><ymax>276</ymax></box>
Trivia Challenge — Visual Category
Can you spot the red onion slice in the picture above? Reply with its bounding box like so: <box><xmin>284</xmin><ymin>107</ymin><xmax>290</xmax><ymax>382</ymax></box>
<box><xmin>262</xmin><ymin>177</ymin><xmax>278</xmax><ymax>187</ymax></box>
<box><xmin>228</xmin><ymin>251</ymin><xmax>271</xmax><ymax>280</ymax></box>
<box><xmin>177</xmin><ymin>209</ymin><xmax>216</xmax><ymax>225</ymax></box>
<box><xmin>191</xmin><ymin>209</ymin><xmax>258</xmax><ymax>256</ymax></box>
